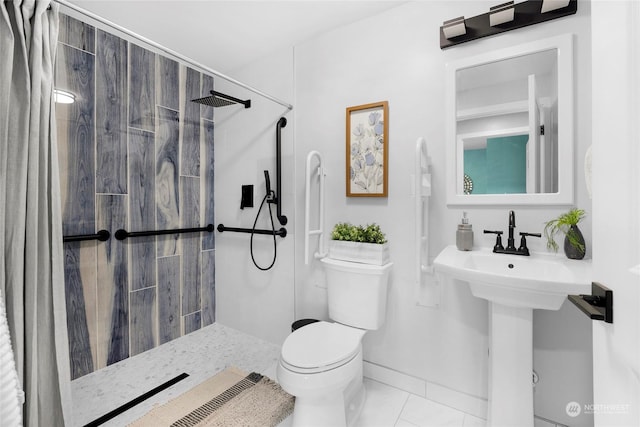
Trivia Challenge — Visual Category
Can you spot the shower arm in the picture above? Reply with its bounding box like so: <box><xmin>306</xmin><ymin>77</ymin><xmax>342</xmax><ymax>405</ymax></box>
<box><xmin>273</xmin><ymin>117</ymin><xmax>288</xmax><ymax>226</ymax></box>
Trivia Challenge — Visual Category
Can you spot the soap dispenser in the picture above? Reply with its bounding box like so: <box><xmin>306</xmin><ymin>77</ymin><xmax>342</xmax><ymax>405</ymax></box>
<box><xmin>456</xmin><ymin>212</ymin><xmax>473</xmax><ymax>251</ymax></box>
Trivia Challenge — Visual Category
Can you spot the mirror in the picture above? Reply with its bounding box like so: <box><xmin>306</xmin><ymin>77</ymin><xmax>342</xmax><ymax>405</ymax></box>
<box><xmin>446</xmin><ymin>34</ymin><xmax>574</xmax><ymax>205</ymax></box>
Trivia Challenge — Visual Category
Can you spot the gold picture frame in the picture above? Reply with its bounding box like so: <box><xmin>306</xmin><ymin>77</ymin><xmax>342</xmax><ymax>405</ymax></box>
<box><xmin>346</xmin><ymin>101</ymin><xmax>389</xmax><ymax>197</ymax></box>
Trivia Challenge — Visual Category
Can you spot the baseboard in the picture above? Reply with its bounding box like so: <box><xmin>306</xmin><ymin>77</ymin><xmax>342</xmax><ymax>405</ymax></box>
<box><xmin>363</xmin><ymin>361</ymin><xmax>488</xmax><ymax>419</ymax></box>
<box><xmin>425</xmin><ymin>380</ymin><xmax>488</xmax><ymax>420</ymax></box>
<box><xmin>363</xmin><ymin>361</ymin><xmax>427</xmax><ymax>397</ymax></box>
<box><xmin>363</xmin><ymin>361</ymin><xmax>569</xmax><ymax>425</ymax></box>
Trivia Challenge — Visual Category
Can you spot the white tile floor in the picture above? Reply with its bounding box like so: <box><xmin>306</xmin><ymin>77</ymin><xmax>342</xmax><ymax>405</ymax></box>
<box><xmin>71</xmin><ymin>323</ymin><xmax>486</xmax><ymax>427</ymax></box>
<box><xmin>353</xmin><ymin>378</ymin><xmax>486</xmax><ymax>427</ymax></box>
<box><xmin>271</xmin><ymin>374</ymin><xmax>487</xmax><ymax>427</ymax></box>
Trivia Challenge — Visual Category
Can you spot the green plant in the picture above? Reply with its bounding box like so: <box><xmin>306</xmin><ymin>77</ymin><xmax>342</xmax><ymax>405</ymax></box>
<box><xmin>330</xmin><ymin>222</ymin><xmax>387</xmax><ymax>244</ymax></box>
<box><xmin>543</xmin><ymin>208</ymin><xmax>586</xmax><ymax>252</ymax></box>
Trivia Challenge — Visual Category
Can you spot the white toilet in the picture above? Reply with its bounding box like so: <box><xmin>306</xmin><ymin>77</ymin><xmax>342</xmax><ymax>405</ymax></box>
<box><xmin>277</xmin><ymin>257</ymin><xmax>393</xmax><ymax>427</ymax></box>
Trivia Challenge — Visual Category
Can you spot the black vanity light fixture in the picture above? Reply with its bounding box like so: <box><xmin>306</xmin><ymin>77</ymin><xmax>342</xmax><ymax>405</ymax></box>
<box><xmin>541</xmin><ymin>0</ymin><xmax>571</xmax><ymax>13</ymax></box>
<box><xmin>489</xmin><ymin>1</ymin><xmax>515</xmax><ymax>27</ymax></box>
<box><xmin>442</xmin><ymin>16</ymin><xmax>467</xmax><ymax>39</ymax></box>
<box><xmin>440</xmin><ymin>0</ymin><xmax>577</xmax><ymax>49</ymax></box>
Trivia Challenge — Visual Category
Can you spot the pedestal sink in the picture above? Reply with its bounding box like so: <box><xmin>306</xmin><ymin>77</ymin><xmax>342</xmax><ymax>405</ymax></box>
<box><xmin>433</xmin><ymin>245</ymin><xmax>592</xmax><ymax>427</ymax></box>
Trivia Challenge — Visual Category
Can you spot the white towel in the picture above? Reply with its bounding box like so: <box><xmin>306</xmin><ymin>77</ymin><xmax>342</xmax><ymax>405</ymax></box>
<box><xmin>0</xmin><ymin>289</ymin><xmax>23</xmax><ymax>426</ymax></box>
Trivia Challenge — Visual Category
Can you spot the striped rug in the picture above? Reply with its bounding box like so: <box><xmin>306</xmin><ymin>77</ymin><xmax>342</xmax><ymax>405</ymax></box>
<box><xmin>129</xmin><ymin>367</ymin><xmax>294</xmax><ymax>427</ymax></box>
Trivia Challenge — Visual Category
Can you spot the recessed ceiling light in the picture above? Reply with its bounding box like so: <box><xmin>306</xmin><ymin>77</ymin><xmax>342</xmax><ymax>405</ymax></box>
<box><xmin>54</xmin><ymin>89</ymin><xmax>76</xmax><ymax>104</ymax></box>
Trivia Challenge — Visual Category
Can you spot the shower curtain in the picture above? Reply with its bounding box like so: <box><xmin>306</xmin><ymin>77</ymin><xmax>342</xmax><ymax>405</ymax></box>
<box><xmin>0</xmin><ymin>1</ymin><xmax>71</xmax><ymax>425</ymax></box>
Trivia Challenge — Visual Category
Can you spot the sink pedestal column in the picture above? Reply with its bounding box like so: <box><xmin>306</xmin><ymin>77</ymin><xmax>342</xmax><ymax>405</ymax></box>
<box><xmin>488</xmin><ymin>302</ymin><xmax>534</xmax><ymax>427</ymax></box>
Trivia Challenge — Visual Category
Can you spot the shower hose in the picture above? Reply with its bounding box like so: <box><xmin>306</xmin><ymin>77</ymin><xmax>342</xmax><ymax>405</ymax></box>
<box><xmin>250</xmin><ymin>190</ymin><xmax>278</xmax><ymax>270</ymax></box>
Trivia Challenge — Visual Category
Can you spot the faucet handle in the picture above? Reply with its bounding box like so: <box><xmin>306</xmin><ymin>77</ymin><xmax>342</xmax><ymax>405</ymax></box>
<box><xmin>484</xmin><ymin>230</ymin><xmax>505</xmax><ymax>252</ymax></box>
<box><xmin>520</xmin><ymin>232</ymin><xmax>541</xmax><ymax>238</ymax></box>
<box><xmin>518</xmin><ymin>232</ymin><xmax>541</xmax><ymax>256</ymax></box>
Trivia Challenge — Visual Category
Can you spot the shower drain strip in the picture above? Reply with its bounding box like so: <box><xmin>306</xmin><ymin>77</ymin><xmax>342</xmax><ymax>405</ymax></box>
<box><xmin>83</xmin><ymin>372</ymin><xmax>190</xmax><ymax>427</ymax></box>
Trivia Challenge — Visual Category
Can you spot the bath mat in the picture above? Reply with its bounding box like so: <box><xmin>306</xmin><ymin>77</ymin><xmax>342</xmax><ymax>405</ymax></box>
<box><xmin>128</xmin><ymin>366</ymin><xmax>294</xmax><ymax>427</ymax></box>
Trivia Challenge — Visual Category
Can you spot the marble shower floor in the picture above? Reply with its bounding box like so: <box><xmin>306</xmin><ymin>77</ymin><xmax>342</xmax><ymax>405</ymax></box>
<box><xmin>70</xmin><ymin>323</ymin><xmax>486</xmax><ymax>427</ymax></box>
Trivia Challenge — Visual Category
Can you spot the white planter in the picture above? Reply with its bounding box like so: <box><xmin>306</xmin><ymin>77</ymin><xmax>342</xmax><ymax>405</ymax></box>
<box><xmin>328</xmin><ymin>241</ymin><xmax>390</xmax><ymax>265</ymax></box>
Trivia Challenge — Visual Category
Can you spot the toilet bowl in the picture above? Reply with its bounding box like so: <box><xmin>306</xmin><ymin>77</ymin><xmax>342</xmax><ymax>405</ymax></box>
<box><xmin>277</xmin><ymin>321</ymin><xmax>367</xmax><ymax>427</ymax></box>
<box><xmin>277</xmin><ymin>258</ymin><xmax>393</xmax><ymax>427</ymax></box>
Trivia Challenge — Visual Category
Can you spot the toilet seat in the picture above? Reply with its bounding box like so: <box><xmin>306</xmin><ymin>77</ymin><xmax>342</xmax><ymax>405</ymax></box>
<box><xmin>281</xmin><ymin>321</ymin><xmax>366</xmax><ymax>374</ymax></box>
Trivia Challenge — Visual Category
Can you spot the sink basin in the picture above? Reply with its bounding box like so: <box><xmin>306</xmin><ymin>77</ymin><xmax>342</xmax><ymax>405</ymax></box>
<box><xmin>434</xmin><ymin>245</ymin><xmax>592</xmax><ymax>427</ymax></box>
<box><xmin>433</xmin><ymin>245</ymin><xmax>592</xmax><ymax>310</ymax></box>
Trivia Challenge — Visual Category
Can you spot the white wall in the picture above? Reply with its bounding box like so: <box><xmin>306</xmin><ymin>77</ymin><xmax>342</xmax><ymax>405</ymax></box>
<box><xmin>214</xmin><ymin>47</ymin><xmax>296</xmax><ymax>345</ymax></box>
<box><xmin>292</xmin><ymin>1</ymin><xmax>593</xmax><ymax>425</ymax></box>
<box><xmin>217</xmin><ymin>1</ymin><xmax>594</xmax><ymax>424</ymax></box>
<box><xmin>591</xmin><ymin>2</ymin><xmax>640</xmax><ymax>426</ymax></box>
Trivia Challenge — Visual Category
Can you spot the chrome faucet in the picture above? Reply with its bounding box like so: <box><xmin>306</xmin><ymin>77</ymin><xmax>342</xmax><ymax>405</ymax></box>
<box><xmin>483</xmin><ymin>210</ymin><xmax>541</xmax><ymax>256</ymax></box>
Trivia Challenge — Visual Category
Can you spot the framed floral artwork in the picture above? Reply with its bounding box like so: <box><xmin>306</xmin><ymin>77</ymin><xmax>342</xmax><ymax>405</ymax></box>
<box><xmin>346</xmin><ymin>101</ymin><xmax>389</xmax><ymax>197</ymax></box>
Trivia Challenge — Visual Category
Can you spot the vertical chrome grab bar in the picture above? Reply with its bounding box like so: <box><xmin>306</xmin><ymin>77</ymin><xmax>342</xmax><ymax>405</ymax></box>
<box><xmin>305</xmin><ymin>151</ymin><xmax>327</xmax><ymax>265</ymax></box>
<box><xmin>416</xmin><ymin>137</ymin><xmax>433</xmax><ymax>286</ymax></box>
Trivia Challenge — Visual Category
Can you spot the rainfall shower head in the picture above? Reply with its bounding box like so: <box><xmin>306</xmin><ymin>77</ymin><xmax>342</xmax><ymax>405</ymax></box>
<box><xmin>191</xmin><ymin>90</ymin><xmax>251</xmax><ymax>108</ymax></box>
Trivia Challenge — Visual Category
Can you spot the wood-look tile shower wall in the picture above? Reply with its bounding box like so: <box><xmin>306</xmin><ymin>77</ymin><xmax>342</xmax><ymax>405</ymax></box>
<box><xmin>56</xmin><ymin>14</ymin><xmax>216</xmax><ymax>380</ymax></box>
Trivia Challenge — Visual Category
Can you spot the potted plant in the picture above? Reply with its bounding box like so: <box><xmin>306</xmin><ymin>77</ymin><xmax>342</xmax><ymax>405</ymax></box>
<box><xmin>543</xmin><ymin>208</ymin><xmax>586</xmax><ymax>259</ymax></box>
<box><xmin>329</xmin><ymin>222</ymin><xmax>389</xmax><ymax>265</ymax></box>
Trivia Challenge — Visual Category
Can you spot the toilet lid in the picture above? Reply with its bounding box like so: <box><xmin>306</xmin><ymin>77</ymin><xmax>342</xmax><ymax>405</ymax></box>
<box><xmin>281</xmin><ymin>322</ymin><xmax>364</xmax><ymax>372</ymax></box>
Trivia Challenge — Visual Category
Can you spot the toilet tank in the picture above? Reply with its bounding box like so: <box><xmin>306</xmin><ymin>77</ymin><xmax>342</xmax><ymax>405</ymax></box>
<box><xmin>320</xmin><ymin>258</ymin><xmax>393</xmax><ymax>330</ymax></box>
